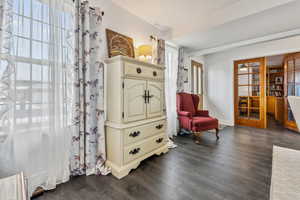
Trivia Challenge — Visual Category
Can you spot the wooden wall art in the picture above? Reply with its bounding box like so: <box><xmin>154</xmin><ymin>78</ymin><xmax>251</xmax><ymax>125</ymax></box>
<box><xmin>106</xmin><ymin>29</ymin><xmax>135</xmax><ymax>58</ymax></box>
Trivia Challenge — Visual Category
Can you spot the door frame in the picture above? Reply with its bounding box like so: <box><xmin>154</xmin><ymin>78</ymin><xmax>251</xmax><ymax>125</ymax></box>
<box><xmin>284</xmin><ymin>52</ymin><xmax>300</xmax><ymax>132</ymax></box>
<box><xmin>191</xmin><ymin>60</ymin><xmax>204</xmax><ymax>109</ymax></box>
<box><xmin>234</xmin><ymin>57</ymin><xmax>267</xmax><ymax>129</ymax></box>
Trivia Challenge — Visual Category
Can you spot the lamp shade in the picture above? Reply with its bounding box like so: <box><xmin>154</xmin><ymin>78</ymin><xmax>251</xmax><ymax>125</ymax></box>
<box><xmin>137</xmin><ymin>45</ymin><xmax>152</xmax><ymax>57</ymax></box>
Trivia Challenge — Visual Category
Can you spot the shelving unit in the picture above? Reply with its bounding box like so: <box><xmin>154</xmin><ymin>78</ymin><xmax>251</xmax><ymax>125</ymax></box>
<box><xmin>266</xmin><ymin>65</ymin><xmax>284</xmax><ymax>123</ymax></box>
<box><xmin>267</xmin><ymin>65</ymin><xmax>284</xmax><ymax>97</ymax></box>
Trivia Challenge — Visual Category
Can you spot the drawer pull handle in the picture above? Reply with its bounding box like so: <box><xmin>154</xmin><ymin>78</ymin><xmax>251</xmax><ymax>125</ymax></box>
<box><xmin>129</xmin><ymin>131</ymin><xmax>140</xmax><ymax>137</ymax></box>
<box><xmin>153</xmin><ymin>71</ymin><xmax>157</xmax><ymax>77</ymax></box>
<box><xmin>155</xmin><ymin>124</ymin><xmax>164</xmax><ymax>129</ymax></box>
<box><xmin>156</xmin><ymin>138</ymin><xmax>164</xmax><ymax>143</ymax></box>
<box><xmin>136</xmin><ymin>67</ymin><xmax>142</xmax><ymax>74</ymax></box>
<box><xmin>129</xmin><ymin>148</ymin><xmax>141</xmax><ymax>155</ymax></box>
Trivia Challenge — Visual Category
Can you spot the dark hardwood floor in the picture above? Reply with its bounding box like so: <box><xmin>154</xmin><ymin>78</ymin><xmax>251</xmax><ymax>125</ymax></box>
<box><xmin>34</xmin><ymin>121</ymin><xmax>300</xmax><ymax>200</ymax></box>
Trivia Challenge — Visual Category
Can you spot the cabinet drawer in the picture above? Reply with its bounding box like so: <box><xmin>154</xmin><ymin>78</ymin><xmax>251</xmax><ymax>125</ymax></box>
<box><xmin>124</xmin><ymin>120</ymin><xmax>166</xmax><ymax>145</ymax></box>
<box><xmin>124</xmin><ymin>133</ymin><xmax>166</xmax><ymax>164</ymax></box>
<box><xmin>124</xmin><ymin>62</ymin><xmax>163</xmax><ymax>80</ymax></box>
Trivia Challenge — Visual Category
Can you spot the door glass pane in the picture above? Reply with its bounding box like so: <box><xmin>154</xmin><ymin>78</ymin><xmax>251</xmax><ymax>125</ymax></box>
<box><xmin>248</xmin><ymin>62</ymin><xmax>260</xmax><ymax>73</ymax></box>
<box><xmin>295</xmin><ymin>70</ymin><xmax>300</xmax><ymax>84</ymax></box>
<box><xmin>193</xmin><ymin>67</ymin><xmax>198</xmax><ymax>94</ymax></box>
<box><xmin>295</xmin><ymin>58</ymin><xmax>300</xmax><ymax>70</ymax></box>
<box><xmin>238</xmin><ymin>96</ymin><xmax>248</xmax><ymax>108</ymax></box>
<box><xmin>249</xmin><ymin>73</ymin><xmax>260</xmax><ymax>85</ymax></box>
<box><xmin>239</xmin><ymin>107</ymin><xmax>248</xmax><ymax>119</ymax></box>
<box><xmin>238</xmin><ymin>95</ymin><xmax>248</xmax><ymax>119</ymax></box>
<box><xmin>198</xmin><ymin>68</ymin><xmax>202</xmax><ymax>94</ymax></box>
<box><xmin>287</xmin><ymin>71</ymin><xmax>294</xmax><ymax>83</ymax></box>
<box><xmin>238</xmin><ymin>86</ymin><xmax>248</xmax><ymax>96</ymax></box>
<box><xmin>249</xmin><ymin>85</ymin><xmax>260</xmax><ymax>96</ymax></box>
<box><xmin>288</xmin><ymin>60</ymin><xmax>294</xmax><ymax>71</ymax></box>
<box><xmin>249</xmin><ymin>108</ymin><xmax>260</xmax><ymax>120</ymax></box>
<box><xmin>249</xmin><ymin>96</ymin><xmax>260</xmax><ymax>108</ymax></box>
<box><xmin>238</xmin><ymin>74</ymin><xmax>248</xmax><ymax>85</ymax></box>
<box><xmin>288</xmin><ymin>84</ymin><xmax>295</xmax><ymax>96</ymax></box>
<box><xmin>238</xmin><ymin>63</ymin><xmax>248</xmax><ymax>73</ymax></box>
<box><xmin>296</xmin><ymin>84</ymin><xmax>300</xmax><ymax>96</ymax></box>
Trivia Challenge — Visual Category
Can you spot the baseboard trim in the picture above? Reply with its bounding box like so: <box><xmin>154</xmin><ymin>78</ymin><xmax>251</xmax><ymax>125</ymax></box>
<box><xmin>219</xmin><ymin>119</ymin><xmax>234</xmax><ymax>127</ymax></box>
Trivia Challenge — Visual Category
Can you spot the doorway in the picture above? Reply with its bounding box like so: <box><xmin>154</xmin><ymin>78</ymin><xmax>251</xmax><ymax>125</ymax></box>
<box><xmin>266</xmin><ymin>55</ymin><xmax>285</xmax><ymax>128</ymax></box>
<box><xmin>234</xmin><ymin>53</ymin><xmax>300</xmax><ymax>132</ymax></box>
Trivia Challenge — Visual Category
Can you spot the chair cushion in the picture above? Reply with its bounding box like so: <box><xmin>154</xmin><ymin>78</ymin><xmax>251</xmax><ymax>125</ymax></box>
<box><xmin>178</xmin><ymin>93</ymin><xmax>196</xmax><ymax>115</ymax></box>
<box><xmin>192</xmin><ymin>116</ymin><xmax>218</xmax><ymax>127</ymax></box>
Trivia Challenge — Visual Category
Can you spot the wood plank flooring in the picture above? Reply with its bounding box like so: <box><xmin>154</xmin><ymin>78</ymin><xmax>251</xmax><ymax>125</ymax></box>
<box><xmin>34</xmin><ymin>122</ymin><xmax>300</xmax><ymax>200</ymax></box>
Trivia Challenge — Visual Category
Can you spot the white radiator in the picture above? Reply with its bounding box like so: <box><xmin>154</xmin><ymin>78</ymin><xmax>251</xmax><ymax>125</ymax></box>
<box><xmin>0</xmin><ymin>173</ymin><xmax>27</xmax><ymax>200</ymax></box>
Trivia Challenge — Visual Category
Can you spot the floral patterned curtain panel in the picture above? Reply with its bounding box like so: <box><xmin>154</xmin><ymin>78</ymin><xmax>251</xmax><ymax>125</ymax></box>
<box><xmin>157</xmin><ymin>39</ymin><xmax>165</xmax><ymax>66</ymax></box>
<box><xmin>177</xmin><ymin>47</ymin><xmax>185</xmax><ymax>92</ymax></box>
<box><xmin>70</xmin><ymin>0</ymin><xmax>110</xmax><ymax>176</ymax></box>
<box><xmin>151</xmin><ymin>36</ymin><xmax>165</xmax><ymax>66</ymax></box>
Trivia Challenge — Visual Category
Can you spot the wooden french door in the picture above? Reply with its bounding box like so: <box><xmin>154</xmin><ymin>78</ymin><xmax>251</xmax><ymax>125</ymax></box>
<box><xmin>284</xmin><ymin>53</ymin><xmax>300</xmax><ymax>132</ymax></box>
<box><xmin>234</xmin><ymin>58</ymin><xmax>267</xmax><ymax>128</ymax></box>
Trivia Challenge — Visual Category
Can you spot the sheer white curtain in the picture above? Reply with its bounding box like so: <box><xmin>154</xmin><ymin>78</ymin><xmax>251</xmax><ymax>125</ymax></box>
<box><xmin>0</xmin><ymin>0</ymin><xmax>75</xmax><ymax>196</ymax></box>
<box><xmin>165</xmin><ymin>44</ymin><xmax>178</xmax><ymax>138</ymax></box>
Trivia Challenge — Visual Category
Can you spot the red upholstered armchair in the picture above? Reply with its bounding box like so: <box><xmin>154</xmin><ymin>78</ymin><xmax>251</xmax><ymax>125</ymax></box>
<box><xmin>177</xmin><ymin>93</ymin><xmax>219</xmax><ymax>140</ymax></box>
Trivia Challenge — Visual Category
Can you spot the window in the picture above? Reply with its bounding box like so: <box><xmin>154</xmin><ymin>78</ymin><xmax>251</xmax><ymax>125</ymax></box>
<box><xmin>0</xmin><ymin>0</ymin><xmax>74</xmax><ymax>134</ymax></box>
<box><xmin>191</xmin><ymin>60</ymin><xmax>203</xmax><ymax>94</ymax></box>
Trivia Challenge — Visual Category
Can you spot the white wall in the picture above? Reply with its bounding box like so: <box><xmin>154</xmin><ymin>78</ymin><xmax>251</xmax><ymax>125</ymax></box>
<box><xmin>203</xmin><ymin>35</ymin><xmax>300</xmax><ymax>126</ymax></box>
<box><xmin>92</xmin><ymin>0</ymin><xmax>164</xmax><ymax>53</ymax></box>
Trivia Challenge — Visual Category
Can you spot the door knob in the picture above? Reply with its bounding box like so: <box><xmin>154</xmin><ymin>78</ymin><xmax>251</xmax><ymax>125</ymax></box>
<box><xmin>136</xmin><ymin>68</ymin><xmax>142</xmax><ymax>74</ymax></box>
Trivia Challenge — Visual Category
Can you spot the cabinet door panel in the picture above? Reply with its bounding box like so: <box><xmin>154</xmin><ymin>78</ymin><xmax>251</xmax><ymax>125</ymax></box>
<box><xmin>147</xmin><ymin>81</ymin><xmax>164</xmax><ymax>118</ymax></box>
<box><xmin>124</xmin><ymin>79</ymin><xmax>147</xmax><ymax>122</ymax></box>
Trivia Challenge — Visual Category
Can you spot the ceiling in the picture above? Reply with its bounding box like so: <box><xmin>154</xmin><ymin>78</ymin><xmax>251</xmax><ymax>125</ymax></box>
<box><xmin>112</xmin><ymin>0</ymin><xmax>300</xmax><ymax>53</ymax></box>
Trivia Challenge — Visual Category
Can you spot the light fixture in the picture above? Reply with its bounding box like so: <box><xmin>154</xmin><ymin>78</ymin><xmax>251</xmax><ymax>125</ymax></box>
<box><xmin>137</xmin><ymin>45</ymin><xmax>152</xmax><ymax>62</ymax></box>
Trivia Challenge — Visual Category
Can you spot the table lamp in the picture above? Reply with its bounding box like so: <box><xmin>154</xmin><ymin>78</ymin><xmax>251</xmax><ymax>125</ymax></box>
<box><xmin>137</xmin><ymin>45</ymin><xmax>152</xmax><ymax>62</ymax></box>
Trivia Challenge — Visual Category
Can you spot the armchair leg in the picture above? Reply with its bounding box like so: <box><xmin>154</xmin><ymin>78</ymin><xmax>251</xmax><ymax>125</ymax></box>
<box><xmin>193</xmin><ymin>132</ymin><xmax>202</xmax><ymax>144</ymax></box>
<box><xmin>216</xmin><ymin>128</ymin><xmax>220</xmax><ymax>140</ymax></box>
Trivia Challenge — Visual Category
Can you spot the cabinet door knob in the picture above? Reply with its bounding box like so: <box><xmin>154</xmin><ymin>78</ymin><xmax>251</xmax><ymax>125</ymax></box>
<box><xmin>136</xmin><ymin>67</ymin><xmax>142</xmax><ymax>74</ymax></box>
<box><xmin>129</xmin><ymin>148</ymin><xmax>141</xmax><ymax>155</ymax></box>
<box><xmin>156</xmin><ymin>138</ymin><xmax>163</xmax><ymax>143</ymax></box>
<box><xmin>155</xmin><ymin>124</ymin><xmax>163</xmax><ymax>129</ymax></box>
<box><xmin>153</xmin><ymin>71</ymin><xmax>157</xmax><ymax>77</ymax></box>
<box><xmin>129</xmin><ymin>131</ymin><xmax>140</xmax><ymax>137</ymax></box>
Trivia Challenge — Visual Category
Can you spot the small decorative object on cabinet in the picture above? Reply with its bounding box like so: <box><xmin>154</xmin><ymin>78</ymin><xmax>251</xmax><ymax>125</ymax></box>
<box><xmin>105</xmin><ymin>56</ymin><xmax>168</xmax><ymax>179</ymax></box>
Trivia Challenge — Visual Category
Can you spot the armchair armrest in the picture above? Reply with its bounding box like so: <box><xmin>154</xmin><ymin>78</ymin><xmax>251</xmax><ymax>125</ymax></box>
<box><xmin>178</xmin><ymin>111</ymin><xmax>192</xmax><ymax>117</ymax></box>
<box><xmin>195</xmin><ymin>110</ymin><xmax>209</xmax><ymax>117</ymax></box>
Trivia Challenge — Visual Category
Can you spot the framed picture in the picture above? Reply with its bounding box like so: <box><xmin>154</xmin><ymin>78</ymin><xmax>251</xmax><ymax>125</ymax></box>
<box><xmin>106</xmin><ymin>29</ymin><xmax>135</xmax><ymax>58</ymax></box>
<box><xmin>275</xmin><ymin>76</ymin><xmax>283</xmax><ymax>84</ymax></box>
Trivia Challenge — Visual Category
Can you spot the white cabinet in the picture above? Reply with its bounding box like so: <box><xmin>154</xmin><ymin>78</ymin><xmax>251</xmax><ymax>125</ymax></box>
<box><xmin>123</xmin><ymin>79</ymin><xmax>164</xmax><ymax>123</ymax></box>
<box><xmin>105</xmin><ymin>56</ymin><xmax>168</xmax><ymax>179</ymax></box>
<box><xmin>123</xmin><ymin>79</ymin><xmax>147</xmax><ymax>123</ymax></box>
<box><xmin>147</xmin><ymin>81</ymin><xmax>164</xmax><ymax>118</ymax></box>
